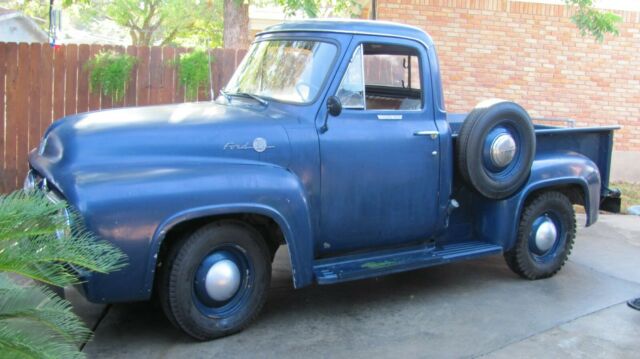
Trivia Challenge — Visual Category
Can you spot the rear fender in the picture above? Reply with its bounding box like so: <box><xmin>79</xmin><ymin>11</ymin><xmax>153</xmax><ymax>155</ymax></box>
<box><xmin>472</xmin><ymin>153</ymin><xmax>600</xmax><ymax>251</ymax></box>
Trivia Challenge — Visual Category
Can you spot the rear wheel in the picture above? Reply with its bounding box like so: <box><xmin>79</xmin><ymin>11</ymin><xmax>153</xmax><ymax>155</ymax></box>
<box><xmin>504</xmin><ymin>191</ymin><xmax>576</xmax><ymax>279</ymax></box>
<box><xmin>159</xmin><ymin>221</ymin><xmax>271</xmax><ymax>340</ymax></box>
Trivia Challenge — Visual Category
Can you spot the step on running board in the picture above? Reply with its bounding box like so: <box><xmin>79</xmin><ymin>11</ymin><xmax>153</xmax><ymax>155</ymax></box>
<box><xmin>313</xmin><ymin>241</ymin><xmax>502</xmax><ymax>285</ymax></box>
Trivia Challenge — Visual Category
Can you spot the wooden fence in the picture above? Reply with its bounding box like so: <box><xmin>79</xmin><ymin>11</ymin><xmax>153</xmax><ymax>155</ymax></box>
<box><xmin>0</xmin><ymin>43</ymin><xmax>246</xmax><ymax>193</ymax></box>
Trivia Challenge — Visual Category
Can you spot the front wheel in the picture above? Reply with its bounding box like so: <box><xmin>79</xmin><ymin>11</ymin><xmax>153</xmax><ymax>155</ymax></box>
<box><xmin>159</xmin><ymin>221</ymin><xmax>271</xmax><ymax>340</ymax></box>
<box><xmin>504</xmin><ymin>191</ymin><xmax>576</xmax><ymax>279</ymax></box>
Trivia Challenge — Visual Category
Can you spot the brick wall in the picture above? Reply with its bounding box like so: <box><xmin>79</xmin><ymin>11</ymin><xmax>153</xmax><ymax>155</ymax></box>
<box><xmin>376</xmin><ymin>0</ymin><xmax>640</xmax><ymax>153</ymax></box>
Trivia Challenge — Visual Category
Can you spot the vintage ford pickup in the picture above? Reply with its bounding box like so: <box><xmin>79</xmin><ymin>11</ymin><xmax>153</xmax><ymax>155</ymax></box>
<box><xmin>25</xmin><ymin>20</ymin><xmax>621</xmax><ymax>340</ymax></box>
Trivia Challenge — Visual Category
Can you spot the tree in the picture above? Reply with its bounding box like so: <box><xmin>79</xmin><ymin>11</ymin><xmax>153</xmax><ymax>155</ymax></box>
<box><xmin>1</xmin><ymin>0</ymin><xmax>623</xmax><ymax>47</ymax></box>
<box><xmin>223</xmin><ymin>0</ymin><xmax>250</xmax><ymax>48</ymax></box>
<box><xmin>222</xmin><ymin>0</ymin><xmax>363</xmax><ymax>48</ymax></box>
<box><xmin>0</xmin><ymin>191</ymin><xmax>126</xmax><ymax>358</ymax></box>
<box><xmin>565</xmin><ymin>0</ymin><xmax>622</xmax><ymax>42</ymax></box>
<box><xmin>87</xmin><ymin>0</ymin><xmax>223</xmax><ymax>46</ymax></box>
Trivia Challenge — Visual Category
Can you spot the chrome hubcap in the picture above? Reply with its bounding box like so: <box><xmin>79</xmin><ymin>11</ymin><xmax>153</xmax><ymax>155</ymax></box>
<box><xmin>204</xmin><ymin>259</ymin><xmax>241</xmax><ymax>302</ymax></box>
<box><xmin>490</xmin><ymin>133</ymin><xmax>517</xmax><ymax>168</ymax></box>
<box><xmin>534</xmin><ymin>218</ymin><xmax>558</xmax><ymax>252</ymax></box>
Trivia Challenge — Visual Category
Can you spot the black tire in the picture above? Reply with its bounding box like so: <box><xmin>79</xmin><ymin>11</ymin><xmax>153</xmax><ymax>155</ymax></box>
<box><xmin>159</xmin><ymin>221</ymin><xmax>271</xmax><ymax>340</ymax></box>
<box><xmin>457</xmin><ymin>99</ymin><xmax>536</xmax><ymax>199</ymax></box>
<box><xmin>504</xmin><ymin>191</ymin><xmax>576</xmax><ymax>279</ymax></box>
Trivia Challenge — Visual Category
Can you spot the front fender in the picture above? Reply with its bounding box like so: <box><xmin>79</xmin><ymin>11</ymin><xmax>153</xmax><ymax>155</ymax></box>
<box><xmin>148</xmin><ymin>200</ymin><xmax>314</xmax><ymax>294</ymax></box>
<box><xmin>472</xmin><ymin>152</ymin><xmax>600</xmax><ymax>251</ymax></box>
<box><xmin>33</xmin><ymin>158</ymin><xmax>313</xmax><ymax>303</ymax></box>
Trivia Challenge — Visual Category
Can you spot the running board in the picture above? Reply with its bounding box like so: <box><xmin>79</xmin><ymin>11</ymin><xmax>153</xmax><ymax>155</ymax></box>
<box><xmin>313</xmin><ymin>241</ymin><xmax>502</xmax><ymax>285</ymax></box>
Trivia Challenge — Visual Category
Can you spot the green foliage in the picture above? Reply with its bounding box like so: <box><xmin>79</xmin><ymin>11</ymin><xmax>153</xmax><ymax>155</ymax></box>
<box><xmin>265</xmin><ymin>0</ymin><xmax>363</xmax><ymax>18</ymax></box>
<box><xmin>175</xmin><ymin>50</ymin><xmax>212</xmax><ymax>101</ymax></box>
<box><xmin>0</xmin><ymin>276</ymin><xmax>89</xmax><ymax>359</ymax></box>
<box><xmin>93</xmin><ymin>0</ymin><xmax>224</xmax><ymax>46</ymax></box>
<box><xmin>565</xmin><ymin>0</ymin><xmax>622</xmax><ymax>42</ymax></box>
<box><xmin>0</xmin><ymin>191</ymin><xmax>127</xmax><ymax>358</ymax></box>
<box><xmin>85</xmin><ymin>51</ymin><xmax>136</xmax><ymax>102</ymax></box>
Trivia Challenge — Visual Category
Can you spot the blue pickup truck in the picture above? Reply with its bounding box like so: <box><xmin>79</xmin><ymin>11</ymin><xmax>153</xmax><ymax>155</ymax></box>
<box><xmin>25</xmin><ymin>20</ymin><xmax>621</xmax><ymax>340</ymax></box>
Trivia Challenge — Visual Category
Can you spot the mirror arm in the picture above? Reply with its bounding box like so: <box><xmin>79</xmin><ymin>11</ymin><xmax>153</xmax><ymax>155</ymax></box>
<box><xmin>320</xmin><ymin>113</ymin><xmax>329</xmax><ymax>134</ymax></box>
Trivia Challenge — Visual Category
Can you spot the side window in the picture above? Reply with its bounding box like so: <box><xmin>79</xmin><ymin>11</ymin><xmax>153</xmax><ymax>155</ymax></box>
<box><xmin>336</xmin><ymin>43</ymin><xmax>423</xmax><ymax>111</ymax></box>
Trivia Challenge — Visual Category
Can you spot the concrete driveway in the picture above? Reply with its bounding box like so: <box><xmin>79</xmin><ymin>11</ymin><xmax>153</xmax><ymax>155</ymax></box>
<box><xmin>78</xmin><ymin>214</ymin><xmax>640</xmax><ymax>358</ymax></box>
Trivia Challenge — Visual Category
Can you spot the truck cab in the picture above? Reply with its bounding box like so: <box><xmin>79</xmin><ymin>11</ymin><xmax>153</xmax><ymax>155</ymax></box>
<box><xmin>26</xmin><ymin>20</ymin><xmax>620</xmax><ymax>340</ymax></box>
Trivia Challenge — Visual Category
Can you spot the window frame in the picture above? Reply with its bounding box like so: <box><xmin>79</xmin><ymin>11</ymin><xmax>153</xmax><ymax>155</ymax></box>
<box><xmin>335</xmin><ymin>42</ymin><xmax>426</xmax><ymax>113</ymax></box>
<box><xmin>225</xmin><ymin>37</ymin><xmax>341</xmax><ymax>106</ymax></box>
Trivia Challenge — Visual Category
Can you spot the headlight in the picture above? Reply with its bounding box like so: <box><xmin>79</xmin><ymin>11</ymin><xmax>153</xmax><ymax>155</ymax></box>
<box><xmin>23</xmin><ymin>170</ymin><xmax>36</xmax><ymax>192</ymax></box>
<box><xmin>55</xmin><ymin>207</ymin><xmax>72</xmax><ymax>240</ymax></box>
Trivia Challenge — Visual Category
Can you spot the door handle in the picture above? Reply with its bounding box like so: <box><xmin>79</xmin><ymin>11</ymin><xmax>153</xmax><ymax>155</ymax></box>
<box><xmin>414</xmin><ymin>130</ymin><xmax>439</xmax><ymax>139</ymax></box>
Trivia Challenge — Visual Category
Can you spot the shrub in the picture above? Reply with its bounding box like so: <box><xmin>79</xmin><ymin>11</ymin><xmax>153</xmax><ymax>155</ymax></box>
<box><xmin>86</xmin><ymin>51</ymin><xmax>136</xmax><ymax>102</ymax></box>
<box><xmin>176</xmin><ymin>49</ymin><xmax>212</xmax><ymax>101</ymax></box>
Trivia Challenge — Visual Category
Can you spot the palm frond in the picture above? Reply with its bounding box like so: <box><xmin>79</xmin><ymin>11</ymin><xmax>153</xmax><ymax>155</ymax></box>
<box><xmin>0</xmin><ymin>275</ymin><xmax>91</xmax><ymax>344</ymax></box>
<box><xmin>0</xmin><ymin>192</ymin><xmax>65</xmax><ymax>242</ymax></box>
<box><xmin>0</xmin><ymin>191</ymin><xmax>127</xmax><ymax>287</ymax></box>
<box><xmin>0</xmin><ymin>275</ymin><xmax>87</xmax><ymax>359</ymax></box>
<box><xmin>0</xmin><ymin>323</ymin><xmax>85</xmax><ymax>359</ymax></box>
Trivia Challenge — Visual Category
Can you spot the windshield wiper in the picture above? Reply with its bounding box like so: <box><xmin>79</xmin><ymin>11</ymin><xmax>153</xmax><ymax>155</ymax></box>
<box><xmin>220</xmin><ymin>89</ymin><xmax>232</xmax><ymax>102</ymax></box>
<box><xmin>220</xmin><ymin>90</ymin><xmax>269</xmax><ymax>106</ymax></box>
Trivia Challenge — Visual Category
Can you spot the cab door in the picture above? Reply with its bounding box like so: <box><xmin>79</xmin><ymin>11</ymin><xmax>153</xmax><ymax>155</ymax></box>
<box><xmin>317</xmin><ymin>37</ymin><xmax>440</xmax><ymax>255</ymax></box>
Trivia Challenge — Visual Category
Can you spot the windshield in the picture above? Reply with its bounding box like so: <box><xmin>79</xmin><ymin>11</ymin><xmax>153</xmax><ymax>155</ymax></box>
<box><xmin>224</xmin><ymin>40</ymin><xmax>338</xmax><ymax>104</ymax></box>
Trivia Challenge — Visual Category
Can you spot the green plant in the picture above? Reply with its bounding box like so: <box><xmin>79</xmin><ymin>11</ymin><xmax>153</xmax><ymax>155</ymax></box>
<box><xmin>86</xmin><ymin>51</ymin><xmax>136</xmax><ymax>102</ymax></box>
<box><xmin>0</xmin><ymin>191</ymin><xmax>126</xmax><ymax>358</ymax></box>
<box><xmin>175</xmin><ymin>50</ymin><xmax>212</xmax><ymax>101</ymax></box>
<box><xmin>565</xmin><ymin>0</ymin><xmax>622</xmax><ymax>42</ymax></box>
<box><xmin>611</xmin><ymin>181</ymin><xmax>640</xmax><ymax>213</ymax></box>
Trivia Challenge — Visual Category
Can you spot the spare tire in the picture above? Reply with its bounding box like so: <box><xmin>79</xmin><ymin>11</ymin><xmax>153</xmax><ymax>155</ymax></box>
<box><xmin>457</xmin><ymin>99</ymin><xmax>536</xmax><ymax>199</ymax></box>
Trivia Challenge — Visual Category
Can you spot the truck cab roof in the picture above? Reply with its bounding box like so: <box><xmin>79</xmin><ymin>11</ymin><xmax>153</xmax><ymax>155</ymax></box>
<box><xmin>259</xmin><ymin>19</ymin><xmax>435</xmax><ymax>48</ymax></box>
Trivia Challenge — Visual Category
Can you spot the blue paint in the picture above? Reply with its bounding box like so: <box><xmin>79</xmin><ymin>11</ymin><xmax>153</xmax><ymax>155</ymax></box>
<box><xmin>26</xmin><ymin>20</ymin><xmax>619</xmax><ymax>303</ymax></box>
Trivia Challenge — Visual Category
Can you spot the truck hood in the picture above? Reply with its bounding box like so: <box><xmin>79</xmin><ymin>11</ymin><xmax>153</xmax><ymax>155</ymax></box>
<box><xmin>30</xmin><ymin>102</ymin><xmax>294</xmax><ymax>187</ymax></box>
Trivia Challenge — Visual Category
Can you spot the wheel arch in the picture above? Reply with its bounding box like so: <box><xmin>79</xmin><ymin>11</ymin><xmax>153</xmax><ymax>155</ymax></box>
<box><xmin>145</xmin><ymin>203</ymin><xmax>312</xmax><ymax>296</ymax></box>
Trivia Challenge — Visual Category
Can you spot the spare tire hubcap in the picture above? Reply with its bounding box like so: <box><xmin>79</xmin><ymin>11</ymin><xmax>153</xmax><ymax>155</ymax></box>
<box><xmin>490</xmin><ymin>133</ymin><xmax>517</xmax><ymax>168</ymax></box>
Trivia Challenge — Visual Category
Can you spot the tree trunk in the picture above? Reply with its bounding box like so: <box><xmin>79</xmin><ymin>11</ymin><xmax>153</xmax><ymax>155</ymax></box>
<box><xmin>223</xmin><ymin>0</ymin><xmax>250</xmax><ymax>49</ymax></box>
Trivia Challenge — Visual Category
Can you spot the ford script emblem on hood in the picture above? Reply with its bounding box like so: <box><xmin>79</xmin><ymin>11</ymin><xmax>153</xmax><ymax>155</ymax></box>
<box><xmin>224</xmin><ymin>137</ymin><xmax>275</xmax><ymax>153</ymax></box>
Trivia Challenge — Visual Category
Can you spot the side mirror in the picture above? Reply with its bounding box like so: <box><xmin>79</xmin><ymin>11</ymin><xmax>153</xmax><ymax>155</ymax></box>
<box><xmin>320</xmin><ymin>96</ymin><xmax>342</xmax><ymax>133</ymax></box>
<box><xmin>327</xmin><ymin>96</ymin><xmax>342</xmax><ymax>117</ymax></box>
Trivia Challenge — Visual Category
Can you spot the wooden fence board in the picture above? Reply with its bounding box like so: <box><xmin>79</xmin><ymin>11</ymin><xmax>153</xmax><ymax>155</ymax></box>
<box><xmin>125</xmin><ymin>46</ymin><xmax>138</xmax><ymax>107</ymax></box>
<box><xmin>174</xmin><ymin>47</ymin><xmax>187</xmax><ymax>103</ymax></box>
<box><xmin>3</xmin><ymin>43</ymin><xmax>18</xmax><ymax>191</ymax></box>
<box><xmin>0</xmin><ymin>44</ymin><xmax>7</xmax><ymax>192</ymax></box>
<box><xmin>211</xmin><ymin>48</ymin><xmax>223</xmax><ymax>101</ymax></box>
<box><xmin>64</xmin><ymin>44</ymin><xmax>78</xmax><ymax>116</ymax></box>
<box><xmin>160</xmin><ymin>47</ymin><xmax>173</xmax><ymax>104</ymax></box>
<box><xmin>149</xmin><ymin>46</ymin><xmax>163</xmax><ymax>105</ymax></box>
<box><xmin>76</xmin><ymin>44</ymin><xmax>90</xmax><ymax>113</ymax></box>
<box><xmin>88</xmin><ymin>44</ymin><xmax>102</xmax><ymax>111</ymax></box>
<box><xmin>52</xmin><ymin>46</ymin><xmax>65</xmax><ymax>120</ymax></box>
<box><xmin>221</xmin><ymin>48</ymin><xmax>236</xmax><ymax>95</ymax></box>
<box><xmin>28</xmin><ymin>43</ymin><xmax>42</xmax><ymax>156</ymax></box>
<box><xmin>137</xmin><ymin>46</ymin><xmax>150</xmax><ymax>106</ymax></box>
<box><xmin>39</xmin><ymin>45</ymin><xmax>53</xmax><ymax>133</ymax></box>
<box><xmin>16</xmin><ymin>44</ymin><xmax>31</xmax><ymax>179</ymax></box>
